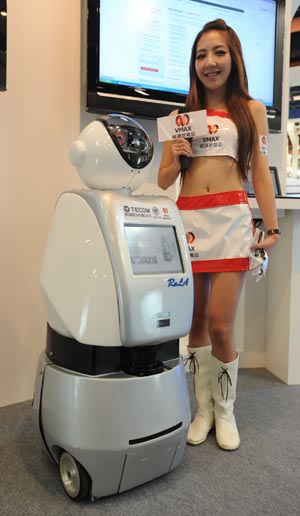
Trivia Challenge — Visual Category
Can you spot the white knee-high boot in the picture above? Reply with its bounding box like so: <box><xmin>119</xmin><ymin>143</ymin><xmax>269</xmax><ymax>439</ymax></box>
<box><xmin>186</xmin><ymin>346</ymin><xmax>214</xmax><ymax>445</ymax></box>
<box><xmin>211</xmin><ymin>354</ymin><xmax>240</xmax><ymax>451</ymax></box>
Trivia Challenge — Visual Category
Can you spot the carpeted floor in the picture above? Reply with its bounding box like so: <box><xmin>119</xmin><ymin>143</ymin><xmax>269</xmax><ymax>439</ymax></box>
<box><xmin>1</xmin><ymin>368</ymin><xmax>300</xmax><ymax>516</ymax></box>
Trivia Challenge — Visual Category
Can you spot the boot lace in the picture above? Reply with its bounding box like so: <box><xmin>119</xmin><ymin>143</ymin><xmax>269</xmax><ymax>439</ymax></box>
<box><xmin>218</xmin><ymin>367</ymin><xmax>232</xmax><ymax>402</ymax></box>
<box><xmin>183</xmin><ymin>351</ymin><xmax>199</xmax><ymax>393</ymax></box>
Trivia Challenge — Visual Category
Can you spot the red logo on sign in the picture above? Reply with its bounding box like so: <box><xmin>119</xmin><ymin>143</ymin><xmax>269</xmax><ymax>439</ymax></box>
<box><xmin>208</xmin><ymin>124</ymin><xmax>219</xmax><ymax>134</ymax></box>
<box><xmin>175</xmin><ymin>113</ymin><xmax>190</xmax><ymax>127</ymax></box>
<box><xmin>163</xmin><ymin>208</ymin><xmax>169</xmax><ymax>214</ymax></box>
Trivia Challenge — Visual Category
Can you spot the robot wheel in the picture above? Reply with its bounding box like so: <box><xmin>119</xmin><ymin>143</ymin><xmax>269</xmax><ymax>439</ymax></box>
<box><xmin>59</xmin><ymin>451</ymin><xmax>91</xmax><ymax>501</ymax></box>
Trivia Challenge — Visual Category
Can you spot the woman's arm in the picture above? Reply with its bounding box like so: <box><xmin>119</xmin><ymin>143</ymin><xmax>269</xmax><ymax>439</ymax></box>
<box><xmin>248</xmin><ymin>100</ymin><xmax>280</xmax><ymax>253</ymax></box>
<box><xmin>157</xmin><ymin>140</ymin><xmax>182</xmax><ymax>190</ymax></box>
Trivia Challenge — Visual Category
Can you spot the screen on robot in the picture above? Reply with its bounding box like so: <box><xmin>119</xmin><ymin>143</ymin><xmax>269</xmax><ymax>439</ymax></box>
<box><xmin>124</xmin><ymin>224</ymin><xmax>184</xmax><ymax>275</ymax></box>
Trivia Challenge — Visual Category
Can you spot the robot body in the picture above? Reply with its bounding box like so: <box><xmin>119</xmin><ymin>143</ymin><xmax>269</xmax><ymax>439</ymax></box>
<box><xmin>33</xmin><ymin>352</ymin><xmax>190</xmax><ymax>500</ymax></box>
<box><xmin>33</xmin><ymin>115</ymin><xmax>193</xmax><ymax>501</ymax></box>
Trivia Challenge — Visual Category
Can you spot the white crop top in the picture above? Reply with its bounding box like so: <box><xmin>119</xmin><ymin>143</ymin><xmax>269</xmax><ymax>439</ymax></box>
<box><xmin>191</xmin><ymin>109</ymin><xmax>238</xmax><ymax>160</ymax></box>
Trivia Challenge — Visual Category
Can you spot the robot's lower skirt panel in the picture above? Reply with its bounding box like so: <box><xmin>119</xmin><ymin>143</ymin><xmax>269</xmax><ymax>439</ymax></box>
<box><xmin>33</xmin><ymin>352</ymin><xmax>191</xmax><ymax>500</ymax></box>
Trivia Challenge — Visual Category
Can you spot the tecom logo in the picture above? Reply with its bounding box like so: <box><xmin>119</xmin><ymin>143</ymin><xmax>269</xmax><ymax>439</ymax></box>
<box><xmin>175</xmin><ymin>113</ymin><xmax>190</xmax><ymax>127</ymax></box>
<box><xmin>123</xmin><ymin>205</ymin><xmax>151</xmax><ymax>214</ymax></box>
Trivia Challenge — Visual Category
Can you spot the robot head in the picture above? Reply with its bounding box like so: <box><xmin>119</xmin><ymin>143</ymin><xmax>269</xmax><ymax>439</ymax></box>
<box><xmin>69</xmin><ymin>114</ymin><xmax>154</xmax><ymax>191</ymax></box>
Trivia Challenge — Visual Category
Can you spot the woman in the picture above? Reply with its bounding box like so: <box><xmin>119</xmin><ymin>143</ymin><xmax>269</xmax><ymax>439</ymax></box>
<box><xmin>158</xmin><ymin>19</ymin><xmax>280</xmax><ymax>451</ymax></box>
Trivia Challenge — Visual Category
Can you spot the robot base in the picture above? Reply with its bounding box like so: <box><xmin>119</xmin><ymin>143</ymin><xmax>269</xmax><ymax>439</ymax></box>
<box><xmin>32</xmin><ymin>352</ymin><xmax>191</xmax><ymax>501</ymax></box>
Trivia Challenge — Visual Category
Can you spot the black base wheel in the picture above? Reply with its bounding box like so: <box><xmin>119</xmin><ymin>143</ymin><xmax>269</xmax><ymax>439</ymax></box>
<box><xmin>59</xmin><ymin>451</ymin><xmax>91</xmax><ymax>501</ymax></box>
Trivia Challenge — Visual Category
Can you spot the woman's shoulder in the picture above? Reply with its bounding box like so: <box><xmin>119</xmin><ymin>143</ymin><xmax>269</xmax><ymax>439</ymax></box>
<box><xmin>247</xmin><ymin>99</ymin><xmax>267</xmax><ymax>117</ymax></box>
<box><xmin>247</xmin><ymin>100</ymin><xmax>268</xmax><ymax>131</ymax></box>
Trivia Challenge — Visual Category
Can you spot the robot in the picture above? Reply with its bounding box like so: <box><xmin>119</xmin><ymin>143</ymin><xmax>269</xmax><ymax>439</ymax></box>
<box><xmin>32</xmin><ymin>114</ymin><xmax>193</xmax><ymax>501</ymax></box>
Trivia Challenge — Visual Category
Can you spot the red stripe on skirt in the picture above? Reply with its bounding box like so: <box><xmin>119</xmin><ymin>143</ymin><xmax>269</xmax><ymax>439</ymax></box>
<box><xmin>177</xmin><ymin>190</ymin><xmax>248</xmax><ymax>210</ymax></box>
<box><xmin>192</xmin><ymin>257</ymin><xmax>250</xmax><ymax>273</ymax></box>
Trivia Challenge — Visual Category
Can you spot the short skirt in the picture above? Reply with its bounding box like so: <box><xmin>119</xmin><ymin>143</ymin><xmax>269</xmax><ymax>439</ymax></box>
<box><xmin>176</xmin><ymin>190</ymin><xmax>255</xmax><ymax>273</ymax></box>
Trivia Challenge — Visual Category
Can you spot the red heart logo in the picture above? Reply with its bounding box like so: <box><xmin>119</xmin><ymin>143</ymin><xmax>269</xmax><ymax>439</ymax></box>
<box><xmin>208</xmin><ymin>124</ymin><xmax>219</xmax><ymax>134</ymax></box>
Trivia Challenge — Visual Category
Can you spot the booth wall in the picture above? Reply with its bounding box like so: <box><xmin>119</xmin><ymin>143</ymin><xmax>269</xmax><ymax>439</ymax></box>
<box><xmin>0</xmin><ymin>0</ymin><xmax>82</xmax><ymax>407</ymax></box>
<box><xmin>0</xmin><ymin>0</ymin><xmax>294</xmax><ymax>407</ymax></box>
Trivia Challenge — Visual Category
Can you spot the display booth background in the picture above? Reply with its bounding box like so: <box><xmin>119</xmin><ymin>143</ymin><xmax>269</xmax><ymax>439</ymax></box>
<box><xmin>0</xmin><ymin>0</ymin><xmax>295</xmax><ymax>407</ymax></box>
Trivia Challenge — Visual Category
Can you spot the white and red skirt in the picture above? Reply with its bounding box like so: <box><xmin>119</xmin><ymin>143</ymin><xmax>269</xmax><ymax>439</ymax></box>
<box><xmin>176</xmin><ymin>190</ymin><xmax>255</xmax><ymax>273</ymax></box>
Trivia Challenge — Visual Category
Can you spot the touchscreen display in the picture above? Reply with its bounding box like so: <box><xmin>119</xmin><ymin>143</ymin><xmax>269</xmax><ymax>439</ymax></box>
<box><xmin>124</xmin><ymin>224</ymin><xmax>183</xmax><ymax>275</ymax></box>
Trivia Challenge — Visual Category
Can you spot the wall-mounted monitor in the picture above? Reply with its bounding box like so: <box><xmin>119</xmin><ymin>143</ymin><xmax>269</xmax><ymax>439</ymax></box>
<box><xmin>0</xmin><ymin>0</ymin><xmax>7</xmax><ymax>91</ymax></box>
<box><xmin>86</xmin><ymin>0</ymin><xmax>285</xmax><ymax>133</ymax></box>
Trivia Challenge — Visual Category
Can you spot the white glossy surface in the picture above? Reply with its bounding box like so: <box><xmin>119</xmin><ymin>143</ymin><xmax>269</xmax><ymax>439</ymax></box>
<box><xmin>69</xmin><ymin>120</ymin><xmax>152</xmax><ymax>191</ymax></box>
<box><xmin>40</xmin><ymin>193</ymin><xmax>121</xmax><ymax>345</ymax></box>
<box><xmin>40</xmin><ymin>190</ymin><xmax>193</xmax><ymax>346</ymax></box>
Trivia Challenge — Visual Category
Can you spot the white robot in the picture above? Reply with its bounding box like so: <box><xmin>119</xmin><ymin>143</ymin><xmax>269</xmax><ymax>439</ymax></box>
<box><xmin>32</xmin><ymin>114</ymin><xmax>193</xmax><ymax>501</ymax></box>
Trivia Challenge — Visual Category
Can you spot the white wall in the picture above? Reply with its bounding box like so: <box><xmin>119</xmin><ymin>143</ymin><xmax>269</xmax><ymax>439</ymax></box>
<box><xmin>0</xmin><ymin>1</ymin><xmax>82</xmax><ymax>407</ymax></box>
<box><xmin>0</xmin><ymin>0</ymin><xmax>294</xmax><ymax>407</ymax></box>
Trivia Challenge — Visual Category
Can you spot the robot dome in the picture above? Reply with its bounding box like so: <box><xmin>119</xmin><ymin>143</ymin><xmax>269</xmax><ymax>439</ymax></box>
<box><xmin>69</xmin><ymin>114</ymin><xmax>154</xmax><ymax>191</ymax></box>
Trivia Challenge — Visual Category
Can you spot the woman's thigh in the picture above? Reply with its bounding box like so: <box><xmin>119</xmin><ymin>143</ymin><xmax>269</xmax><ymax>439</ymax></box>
<box><xmin>192</xmin><ymin>272</ymin><xmax>211</xmax><ymax>320</ymax></box>
<box><xmin>208</xmin><ymin>271</ymin><xmax>246</xmax><ymax>331</ymax></box>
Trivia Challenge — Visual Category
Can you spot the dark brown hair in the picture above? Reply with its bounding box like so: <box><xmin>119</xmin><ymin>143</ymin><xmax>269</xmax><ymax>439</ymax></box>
<box><xmin>185</xmin><ymin>19</ymin><xmax>257</xmax><ymax>181</ymax></box>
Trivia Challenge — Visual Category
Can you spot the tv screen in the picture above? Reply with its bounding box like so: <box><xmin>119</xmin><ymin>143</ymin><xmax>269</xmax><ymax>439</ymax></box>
<box><xmin>124</xmin><ymin>224</ymin><xmax>184</xmax><ymax>275</ymax></box>
<box><xmin>0</xmin><ymin>0</ymin><xmax>7</xmax><ymax>91</ymax></box>
<box><xmin>87</xmin><ymin>0</ymin><xmax>285</xmax><ymax>132</ymax></box>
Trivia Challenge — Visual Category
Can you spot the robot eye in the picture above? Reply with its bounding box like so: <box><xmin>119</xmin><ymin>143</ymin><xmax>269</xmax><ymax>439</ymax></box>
<box><xmin>101</xmin><ymin>115</ymin><xmax>153</xmax><ymax>169</ymax></box>
<box><xmin>128</xmin><ymin>132</ymin><xmax>148</xmax><ymax>151</ymax></box>
<box><xmin>112</xmin><ymin>129</ymin><xmax>127</xmax><ymax>147</ymax></box>
<box><xmin>109</xmin><ymin>124</ymin><xmax>152</xmax><ymax>168</ymax></box>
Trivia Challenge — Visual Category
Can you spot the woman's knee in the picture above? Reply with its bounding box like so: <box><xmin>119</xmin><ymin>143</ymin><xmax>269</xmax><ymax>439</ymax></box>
<box><xmin>208</xmin><ymin>320</ymin><xmax>232</xmax><ymax>347</ymax></box>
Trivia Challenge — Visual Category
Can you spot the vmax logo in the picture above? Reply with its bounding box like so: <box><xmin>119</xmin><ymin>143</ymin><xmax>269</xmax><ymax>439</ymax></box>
<box><xmin>208</xmin><ymin>124</ymin><xmax>219</xmax><ymax>134</ymax></box>
<box><xmin>175</xmin><ymin>113</ymin><xmax>190</xmax><ymax>127</ymax></box>
<box><xmin>167</xmin><ymin>277</ymin><xmax>189</xmax><ymax>287</ymax></box>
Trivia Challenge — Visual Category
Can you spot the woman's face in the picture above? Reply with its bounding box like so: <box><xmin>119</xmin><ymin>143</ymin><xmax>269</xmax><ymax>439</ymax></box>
<box><xmin>195</xmin><ymin>30</ymin><xmax>232</xmax><ymax>93</ymax></box>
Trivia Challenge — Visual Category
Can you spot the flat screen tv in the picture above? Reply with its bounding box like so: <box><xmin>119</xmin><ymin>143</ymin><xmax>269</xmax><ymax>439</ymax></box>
<box><xmin>87</xmin><ymin>0</ymin><xmax>285</xmax><ymax>132</ymax></box>
<box><xmin>0</xmin><ymin>0</ymin><xmax>7</xmax><ymax>91</ymax></box>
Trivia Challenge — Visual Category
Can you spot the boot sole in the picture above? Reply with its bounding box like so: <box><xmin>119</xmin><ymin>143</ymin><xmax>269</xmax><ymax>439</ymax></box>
<box><xmin>187</xmin><ymin>437</ymin><xmax>207</xmax><ymax>446</ymax></box>
<box><xmin>217</xmin><ymin>441</ymin><xmax>240</xmax><ymax>451</ymax></box>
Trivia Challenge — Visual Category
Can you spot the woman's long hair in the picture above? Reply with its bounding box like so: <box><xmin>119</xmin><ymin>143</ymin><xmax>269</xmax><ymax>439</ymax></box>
<box><xmin>185</xmin><ymin>19</ymin><xmax>257</xmax><ymax>181</ymax></box>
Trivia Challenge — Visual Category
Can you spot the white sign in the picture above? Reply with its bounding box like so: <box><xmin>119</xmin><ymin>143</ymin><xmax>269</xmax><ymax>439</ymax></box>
<box><xmin>157</xmin><ymin>110</ymin><xmax>207</xmax><ymax>142</ymax></box>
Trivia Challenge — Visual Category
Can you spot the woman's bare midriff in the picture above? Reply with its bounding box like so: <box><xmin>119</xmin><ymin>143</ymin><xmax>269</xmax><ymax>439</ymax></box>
<box><xmin>179</xmin><ymin>156</ymin><xmax>244</xmax><ymax>197</ymax></box>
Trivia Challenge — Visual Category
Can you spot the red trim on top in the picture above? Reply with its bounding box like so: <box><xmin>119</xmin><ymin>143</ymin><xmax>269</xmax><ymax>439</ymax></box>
<box><xmin>206</xmin><ymin>109</ymin><xmax>230</xmax><ymax>119</ymax></box>
<box><xmin>176</xmin><ymin>190</ymin><xmax>249</xmax><ymax>210</ymax></box>
<box><xmin>192</xmin><ymin>257</ymin><xmax>250</xmax><ymax>273</ymax></box>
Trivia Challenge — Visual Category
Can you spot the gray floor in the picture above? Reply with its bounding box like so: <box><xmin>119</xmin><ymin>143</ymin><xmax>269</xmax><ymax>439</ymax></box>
<box><xmin>1</xmin><ymin>368</ymin><xmax>300</xmax><ymax>516</ymax></box>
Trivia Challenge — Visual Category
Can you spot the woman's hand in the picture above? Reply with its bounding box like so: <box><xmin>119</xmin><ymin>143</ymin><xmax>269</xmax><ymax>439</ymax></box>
<box><xmin>251</xmin><ymin>233</ymin><xmax>280</xmax><ymax>255</ymax></box>
<box><xmin>171</xmin><ymin>138</ymin><xmax>193</xmax><ymax>160</ymax></box>
<box><xmin>157</xmin><ymin>137</ymin><xmax>193</xmax><ymax>190</ymax></box>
